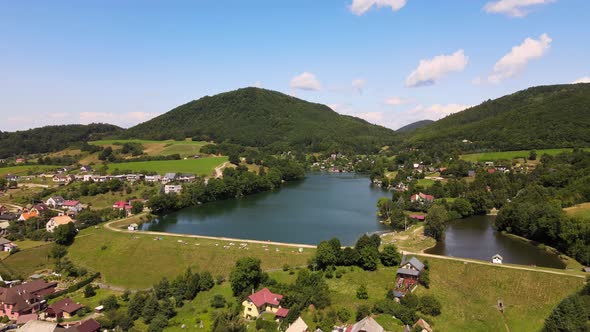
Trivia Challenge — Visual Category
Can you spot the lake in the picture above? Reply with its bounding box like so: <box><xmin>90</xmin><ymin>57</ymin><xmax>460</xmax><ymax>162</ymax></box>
<box><xmin>426</xmin><ymin>215</ymin><xmax>565</xmax><ymax>269</ymax></box>
<box><xmin>142</xmin><ymin>173</ymin><xmax>389</xmax><ymax>245</ymax></box>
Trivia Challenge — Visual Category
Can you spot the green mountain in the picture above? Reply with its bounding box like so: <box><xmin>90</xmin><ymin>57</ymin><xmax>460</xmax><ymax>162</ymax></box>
<box><xmin>0</xmin><ymin>123</ymin><xmax>123</xmax><ymax>159</ymax></box>
<box><xmin>125</xmin><ymin>87</ymin><xmax>398</xmax><ymax>154</ymax></box>
<box><xmin>408</xmin><ymin>84</ymin><xmax>590</xmax><ymax>151</ymax></box>
<box><xmin>396</xmin><ymin>120</ymin><xmax>434</xmax><ymax>133</ymax></box>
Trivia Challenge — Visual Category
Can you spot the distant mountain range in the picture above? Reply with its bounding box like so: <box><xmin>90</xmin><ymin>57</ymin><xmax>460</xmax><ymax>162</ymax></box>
<box><xmin>2</xmin><ymin>84</ymin><xmax>589</xmax><ymax>158</ymax></box>
<box><xmin>124</xmin><ymin>87</ymin><xmax>398</xmax><ymax>154</ymax></box>
<box><xmin>406</xmin><ymin>83</ymin><xmax>590</xmax><ymax>151</ymax></box>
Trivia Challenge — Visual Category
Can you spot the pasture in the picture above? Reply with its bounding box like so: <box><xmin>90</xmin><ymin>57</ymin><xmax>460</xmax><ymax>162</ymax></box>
<box><xmin>106</xmin><ymin>156</ymin><xmax>228</xmax><ymax>176</ymax></box>
<box><xmin>89</xmin><ymin>139</ymin><xmax>209</xmax><ymax>158</ymax></box>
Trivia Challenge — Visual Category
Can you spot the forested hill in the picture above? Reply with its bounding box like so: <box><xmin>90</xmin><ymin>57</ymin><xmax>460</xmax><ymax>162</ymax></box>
<box><xmin>396</xmin><ymin>120</ymin><xmax>434</xmax><ymax>133</ymax></box>
<box><xmin>407</xmin><ymin>83</ymin><xmax>590</xmax><ymax>151</ymax></box>
<box><xmin>125</xmin><ymin>87</ymin><xmax>398</xmax><ymax>154</ymax></box>
<box><xmin>0</xmin><ymin>123</ymin><xmax>123</xmax><ymax>158</ymax></box>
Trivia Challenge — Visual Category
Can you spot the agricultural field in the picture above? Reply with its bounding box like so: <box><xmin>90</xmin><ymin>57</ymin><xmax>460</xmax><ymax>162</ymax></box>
<box><xmin>460</xmin><ymin>148</ymin><xmax>586</xmax><ymax>162</ymax></box>
<box><xmin>89</xmin><ymin>139</ymin><xmax>209</xmax><ymax>158</ymax></box>
<box><xmin>105</xmin><ymin>156</ymin><xmax>227</xmax><ymax>176</ymax></box>
<box><xmin>0</xmin><ymin>243</ymin><xmax>52</xmax><ymax>278</ymax></box>
<box><xmin>106</xmin><ymin>157</ymin><xmax>228</xmax><ymax>176</ymax></box>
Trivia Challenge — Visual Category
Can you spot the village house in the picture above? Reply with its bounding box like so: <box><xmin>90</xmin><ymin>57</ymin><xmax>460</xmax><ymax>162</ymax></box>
<box><xmin>5</xmin><ymin>174</ymin><xmax>18</xmax><ymax>182</ymax></box>
<box><xmin>242</xmin><ymin>287</ymin><xmax>289</xmax><ymax>320</ymax></box>
<box><xmin>164</xmin><ymin>184</ymin><xmax>183</xmax><ymax>194</ymax></box>
<box><xmin>52</xmin><ymin>174</ymin><xmax>74</xmax><ymax>184</ymax></box>
<box><xmin>79</xmin><ymin>165</ymin><xmax>92</xmax><ymax>173</ymax></box>
<box><xmin>127</xmin><ymin>223</ymin><xmax>139</xmax><ymax>231</ymax></box>
<box><xmin>45</xmin><ymin>196</ymin><xmax>65</xmax><ymax>208</ymax></box>
<box><xmin>178</xmin><ymin>173</ymin><xmax>195</xmax><ymax>182</ymax></box>
<box><xmin>346</xmin><ymin>316</ymin><xmax>384</xmax><ymax>332</ymax></box>
<box><xmin>412</xmin><ymin>318</ymin><xmax>433</xmax><ymax>332</ymax></box>
<box><xmin>162</xmin><ymin>173</ymin><xmax>177</xmax><ymax>184</ymax></box>
<box><xmin>0</xmin><ymin>279</ymin><xmax>57</xmax><ymax>320</ymax></box>
<box><xmin>46</xmin><ymin>215</ymin><xmax>74</xmax><ymax>233</ymax></box>
<box><xmin>0</xmin><ymin>213</ymin><xmax>18</xmax><ymax>222</ymax></box>
<box><xmin>44</xmin><ymin>298</ymin><xmax>84</xmax><ymax>320</ymax></box>
<box><xmin>145</xmin><ymin>174</ymin><xmax>162</xmax><ymax>183</ymax></box>
<box><xmin>18</xmin><ymin>210</ymin><xmax>39</xmax><ymax>221</ymax></box>
<box><xmin>410</xmin><ymin>192</ymin><xmax>435</xmax><ymax>204</ymax></box>
<box><xmin>394</xmin><ymin>256</ymin><xmax>425</xmax><ymax>298</ymax></box>
<box><xmin>15</xmin><ymin>158</ymin><xmax>26</xmax><ymax>164</ymax></box>
<box><xmin>286</xmin><ymin>317</ymin><xmax>308</xmax><ymax>332</ymax></box>
<box><xmin>64</xmin><ymin>318</ymin><xmax>101</xmax><ymax>332</ymax></box>
<box><xmin>0</xmin><ymin>238</ymin><xmax>18</xmax><ymax>252</ymax></box>
<box><xmin>62</xmin><ymin>200</ymin><xmax>82</xmax><ymax>213</ymax></box>
<box><xmin>112</xmin><ymin>201</ymin><xmax>132</xmax><ymax>212</ymax></box>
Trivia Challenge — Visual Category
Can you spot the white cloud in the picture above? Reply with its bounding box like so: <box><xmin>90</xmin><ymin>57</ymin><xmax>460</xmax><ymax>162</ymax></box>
<box><xmin>405</xmin><ymin>50</ymin><xmax>469</xmax><ymax>87</ymax></box>
<box><xmin>352</xmin><ymin>79</ymin><xmax>366</xmax><ymax>94</ymax></box>
<box><xmin>411</xmin><ymin>104</ymin><xmax>472</xmax><ymax>117</ymax></box>
<box><xmin>384</xmin><ymin>96</ymin><xmax>412</xmax><ymax>106</ymax></box>
<box><xmin>79</xmin><ymin>111</ymin><xmax>159</xmax><ymax>127</ymax></box>
<box><xmin>290</xmin><ymin>72</ymin><xmax>321</xmax><ymax>91</ymax></box>
<box><xmin>349</xmin><ymin>0</ymin><xmax>406</xmax><ymax>15</ymax></box>
<box><xmin>253</xmin><ymin>81</ymin><xmax>262</xmax><ymax>88</ymax></box>
<box><xmin>48</xmin><ymin>112</ymin><xmax>67</xmax><ymax>118</ymax></box>
<box><xmin>487</xmin><ymin>33</ymin><xmax>551</xmax><ymax>83</ymax></box>
<box><xmin>572</xmin><ymin>76</ymin><xmax>590</xmax><ymax>84</ymax></box>
<box><xmin>484</xmin><ymin>0</ymin><xmax>555</xmax><ymax>17</ymax></box>
<box><xmin>355</xmin><ymin>112</ymin><xmax>383</xmax><ymax>124</ymax></box>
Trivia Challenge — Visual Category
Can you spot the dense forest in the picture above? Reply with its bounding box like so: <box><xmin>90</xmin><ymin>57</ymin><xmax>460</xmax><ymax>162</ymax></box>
<box><xmin>0</xmin><ymin>123</ymin><xmax>122</xmax><ymax>159</ymax></box>
<box><xmin>407</xmin><ymin>83</ymin><xmax>590</xmax><ymax>152</ymax></box>
<box><xmin>124</xmin><ymin>87</ymin><xmax>398</xmax><ymax>154</ymax></box>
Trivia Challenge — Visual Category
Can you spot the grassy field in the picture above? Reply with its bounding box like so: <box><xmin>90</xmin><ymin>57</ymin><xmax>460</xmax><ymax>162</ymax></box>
<box><xmin>414</xmin><ymin>256</ymin><xmax>583</xmax><ymax>331</ymax></box>
<box><xmin>0</xmin><ymin>244</ymin><xmax>52</xmax><ymax>278</ymax></box>
<box><xmin>67</xmin><ymin>226</ymin><xmax>314</xmax><ymax>289</ymax></box>
<box><xmin>89</xmin><ymin>139</ymin><xmax>209</xmax><ymax>158</ymax></box>
<box><xmin>106</xmin><ymin>157</ymin><xmax>227</xmax><ymax>176</ymax></box>
<box><xmin>416</xmin><ymin>178</ymin><xmax>435</xmax><ymax>188</ymax></box>
<box><xmin>380</xmin><ymin>223</ymin><xmax>436</xmax><ymax>253</ymax></box>
<box><xmin>564</xmin><ymin>202</ymin><xmax>590</xmax><ymax>219</ymax></box>
<box><xmin>0</xmin><ymin>165</ymin><xmax>60</xmax><ymax>177</ymax></box>
<box><xmin>460</xmin><ymin>148</ymin><xmax>586</xmax><ymax>162</ymax></box>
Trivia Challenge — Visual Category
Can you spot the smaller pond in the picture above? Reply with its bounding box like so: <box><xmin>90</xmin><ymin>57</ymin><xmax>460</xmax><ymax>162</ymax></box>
<box><xmin>425</xmin><ymin>215</ymin><xmax>565</xmax><ymax>269</ymax></box>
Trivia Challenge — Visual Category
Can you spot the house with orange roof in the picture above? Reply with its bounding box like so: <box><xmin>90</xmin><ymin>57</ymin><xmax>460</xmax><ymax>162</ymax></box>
<box><xmin>18</xmin><ymin>210</ymin><xmax>39</xmax><ymax>221</ymax></box>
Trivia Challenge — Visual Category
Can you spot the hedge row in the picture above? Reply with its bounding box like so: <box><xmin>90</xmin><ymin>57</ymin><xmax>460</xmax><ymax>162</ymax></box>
<box><xmin>46</xmin><ymin>272</ymin><xmax>101</xmax><ymax>300</ymax></box>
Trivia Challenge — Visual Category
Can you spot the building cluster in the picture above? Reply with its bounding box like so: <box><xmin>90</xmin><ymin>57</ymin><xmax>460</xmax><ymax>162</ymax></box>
<box><xmin>0</xmin><ymin>279</ymin><xmax>100</xmax><ymax>331</ymax></box>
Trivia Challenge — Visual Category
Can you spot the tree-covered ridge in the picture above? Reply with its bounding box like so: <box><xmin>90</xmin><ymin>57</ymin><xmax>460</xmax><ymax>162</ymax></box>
<box><xmin>125</xmin><ymin>87</ymin><xmax>398</xmax><ymax>154</ymax></box>
<box><xmin>396</xmin><ymin>120</ymin><xmax>434</xmax><ymax>133</ymax></box>
<box><xmin>408</xmin><ymin>83</ymin><xmax>590</xmax><ymax>152</ymax></box>
<box><xmin>0</xmin><ymin>123</ymin><xmax>123</xmax><ymax>159</ymax></box>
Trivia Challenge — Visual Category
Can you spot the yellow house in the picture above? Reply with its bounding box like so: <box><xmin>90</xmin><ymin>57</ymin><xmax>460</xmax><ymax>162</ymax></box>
<box><xmin>242</xmin><ymin>288</ymin><xmax>289</xmax><ymax>320</ymax></box>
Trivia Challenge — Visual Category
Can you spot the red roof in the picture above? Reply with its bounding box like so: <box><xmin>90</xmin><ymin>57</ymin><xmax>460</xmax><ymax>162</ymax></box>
<box><xmin>62</xmin><ymin>200</ymin><xmax>80</xmax><ymax>207</ymax></box>
<box><xmin>113</xmin><ymin>201</ymin><xmax>127</xmax><ymax>208</ymax></box>
<box><xmin>47</xmin><ymin>297</ymin><xmax>84</xmax><ymax>315</ymax></box>
<box><xmin>410</xmin><ymin>215</ymin><xmax>425</xmax><ymax>221</ymax></box>
<box><xmin>275</xmin><ymin>307</ymin><xmax>289</xmax><ymax>318</ymax></box>
<box><xmin>487</xmin><ymin>168</ymin><xmax>496</xmax><ymax>174</ymax></box>
<box><xmin>248</xmin><ymin>288</ymin><xmax>283</xmax><ymax>307</ymax></box>
<box><xmin>65</xmin><ymin>319</ymin><xmax>101</xmax><ymax>332</ymax></box>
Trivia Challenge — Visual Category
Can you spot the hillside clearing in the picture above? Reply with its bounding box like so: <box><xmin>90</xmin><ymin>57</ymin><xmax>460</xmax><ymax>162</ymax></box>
<box><xmin>564</xmin><ymin>202</ymin><xmax>590</xmax><ymax>219</ymax></box>
<box><xmin>0</xmin><ymin>165</ymin><xmax>61</xmax><ymax>177</ymax></box>
<box><xmin>460</xmin><ymin>148</ymin><xmax>587</xmax><ymax>162</ymax></box>
<box><xmin>89</xmin><ymin>139</ymin><xmax>209</xmax><ymax>158</ymax></box>
<box><xmin>105</xmin><ymin>156</ymin><xmax>228</xmax><ymax>176</ymax></box>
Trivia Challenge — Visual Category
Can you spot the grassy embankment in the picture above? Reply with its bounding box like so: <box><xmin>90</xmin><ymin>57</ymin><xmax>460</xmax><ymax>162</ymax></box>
<box><xmin>105</xmin><ymin>157</ymin><xmax>228</xmax><ymax>176</ymax></box>
<box><xmin>460</xmin><ymin>148</ymin><xmax>587</xmax><ymax>162</ymax></box>
<box><xmin>0</xmin><ymin>165</ymin><xmax>60</xmax><ymax>177</ymax></box>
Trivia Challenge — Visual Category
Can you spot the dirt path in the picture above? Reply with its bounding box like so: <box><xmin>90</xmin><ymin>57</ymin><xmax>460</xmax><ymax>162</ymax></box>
<box><xmin>104</xmin><ymin>216</ymin><xmax>316</xmax><ymax>249</ymax></box>
<box><xmin>214</xmin><ymin>161</ymin><xmax>231</xmax><ymax>178</ymax></box>
<box><xmin>401</xmin><ymin>250</ymin><xmax>586</xmax><ymax>279</ymax></box>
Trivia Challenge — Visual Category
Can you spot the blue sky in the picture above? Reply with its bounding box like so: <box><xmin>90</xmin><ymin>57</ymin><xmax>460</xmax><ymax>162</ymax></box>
<box><xmin>1</xmin><ymin>0</ymin><xmax>589</xmax><ymax>131</ymax></box>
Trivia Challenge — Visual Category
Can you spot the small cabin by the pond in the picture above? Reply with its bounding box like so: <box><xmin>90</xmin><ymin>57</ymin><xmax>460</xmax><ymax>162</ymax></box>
<box><xmin>492</xmin><ymin>254</ymin><xmax>503</xmax><ymax>264</ymax></box>
<box><xmin>242</xmin><ymin>287</ymin><xmax>289</xmax><ymax>320</ymax></box>
<box><xmin>127</xmin><ymin>223</ymin><xmax>139</xmax><ymax>231</ymax></box>
<box><xmin>394</xmin><ymin>256</ymin><xmax>425</xmax><ymax>299</ymax></box>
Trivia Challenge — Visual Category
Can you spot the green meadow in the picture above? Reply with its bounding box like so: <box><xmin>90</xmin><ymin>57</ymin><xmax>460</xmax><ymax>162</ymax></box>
<box><xmin>106</xmin><ymin>156</ymin><xmax>228</xmax><ymax>176</ymax></box>
<box><xmin>89</xmin><ymin>139</ymin><xmax>209</xmax><ymax>158</ymax></box>
<box><xmin>460</xmin><ymin>148</ymin><xmax>586</xmax><ymax>162</ymax></box>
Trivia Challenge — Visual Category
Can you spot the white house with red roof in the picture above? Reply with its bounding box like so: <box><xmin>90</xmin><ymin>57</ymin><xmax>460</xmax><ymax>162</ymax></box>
<box><xmin>62</xmin><ymin>200</ymin><xmax>82</xmax><ymax>213</ymax></box>
<box><xmin>242</xmin><ymin>287</ymin><xmax>289</xmax><ymax>320</ymax></box>
<box><xmin>410</xmin><ymin>192</ymin><xmax>434</xmax><ymax>204</ymax></box>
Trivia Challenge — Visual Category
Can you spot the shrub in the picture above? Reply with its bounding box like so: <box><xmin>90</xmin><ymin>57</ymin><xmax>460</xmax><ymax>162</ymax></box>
<box><xmin>356</xmin><ymin>285</ymin><xmax>369</xmax><ymax>300</ymax></box>
<box><xmin>255</xmin><ymin>319</ymin><xmax>278</xmax><ymax>332</ymax></box>
<box><xmin>210</xmin><ymin>294</ymin><xmax>226</xmax><ymax>308</ymax></box>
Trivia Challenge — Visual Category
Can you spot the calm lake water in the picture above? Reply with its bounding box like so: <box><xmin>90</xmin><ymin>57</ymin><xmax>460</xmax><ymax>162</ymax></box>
<box><xmin>142</xmin><ymin>173</ymin><xmax>389</xmax><ymax>245</ymax></box>
<box><xmin>426</xmin><ymin>215</ymin><xmax>565</xmax><ymax>269</ymax></box>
